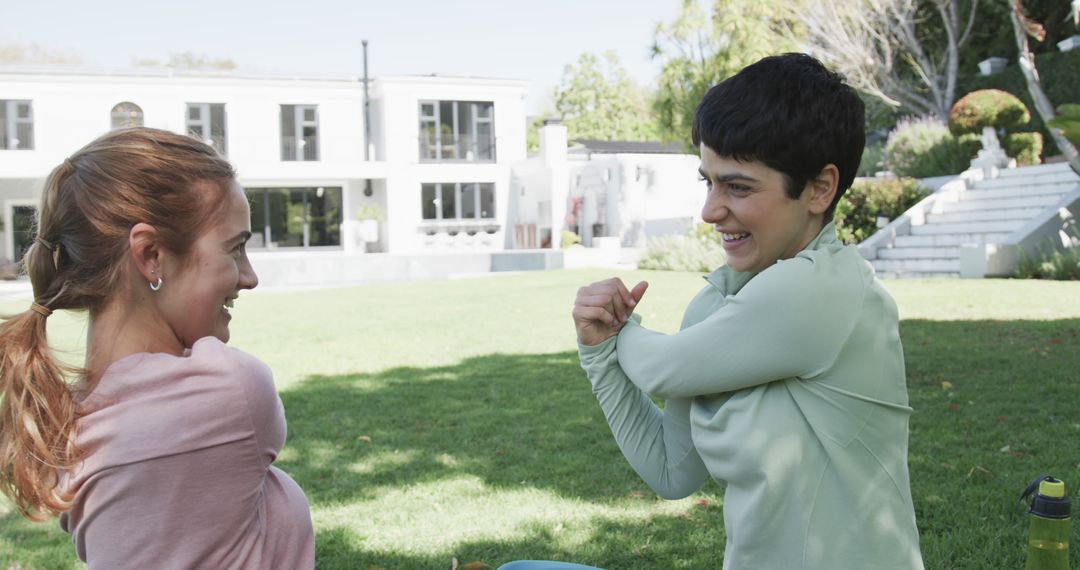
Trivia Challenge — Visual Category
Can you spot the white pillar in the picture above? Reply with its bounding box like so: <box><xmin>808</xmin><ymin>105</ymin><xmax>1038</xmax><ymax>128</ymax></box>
<box><xmin>540</xmin><ymin>121</ymin><xmax>569</xmax><ymax>250</ymax></box>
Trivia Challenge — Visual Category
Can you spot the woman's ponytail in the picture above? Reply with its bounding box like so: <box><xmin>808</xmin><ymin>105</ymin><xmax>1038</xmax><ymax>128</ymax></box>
<box><xmin>0</xmin><ymin>300</ymin><xmax>78</xmax><ymax>519</ymax></box>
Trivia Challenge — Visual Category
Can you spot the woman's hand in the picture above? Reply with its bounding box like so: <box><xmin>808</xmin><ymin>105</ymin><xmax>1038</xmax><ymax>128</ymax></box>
<box><xmin>573</xmin><ymin>278</ymin><xmax>649</xmax><ymax>346</ymax></box>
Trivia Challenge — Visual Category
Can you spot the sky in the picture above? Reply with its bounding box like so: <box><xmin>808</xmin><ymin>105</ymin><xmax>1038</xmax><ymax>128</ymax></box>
<box><xmin>1</xmin><ymin>0</ymin><xmax>689</xmax><ymax>114</ymax></box>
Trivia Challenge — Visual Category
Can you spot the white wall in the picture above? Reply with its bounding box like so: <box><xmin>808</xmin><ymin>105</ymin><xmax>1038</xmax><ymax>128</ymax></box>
<box><xmin>566</xmin><ymin>152</ymin><xmax>703</xmax><ymax>247</ymax></box>
<box><xmin>0</xmin><ymin>70</ymin><xmax>379</xmax><ymax>180</ymax></box>
<box><xmin>374</xmin><ymin>76</ymin><xmax>527</xmax><ymax>253</ymax></box>
<box><xmin>0</xmin><ymin>68</ymin><xmax>530</xmax><ymax>259</ymax></box>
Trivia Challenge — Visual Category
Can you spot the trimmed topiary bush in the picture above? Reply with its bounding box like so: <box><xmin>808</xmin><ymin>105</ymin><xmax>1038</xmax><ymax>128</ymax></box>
<box><xmin>834</xmin><ymin>177</ymin><xmax>931</xmax><ymax>245</ymax></box>
<box><xmin>1003</xmin><ymin>132</ymin><xmax>1044</xmax><ymax>166</ymax></box>
<box><xmin>885</xmin><ymin>117</ymin><xmax>980</xmax><ymax>178</ymax></box>
<box><xmin>959</xmin><ymin>48</ymin><xmax>1080</xmax><ymax>157</ymax></box>
<box><xmin>948</xmin><ymin>89</ymin><xmax>1031</xmax><ymax>136</ymax></box>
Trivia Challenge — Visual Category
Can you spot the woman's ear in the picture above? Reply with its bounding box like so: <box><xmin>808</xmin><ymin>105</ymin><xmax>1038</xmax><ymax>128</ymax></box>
<box><xmin>129</xmin><ymin>223</ymin><xmax>162</xmax><ymax>286</ymax></box>
<box><xmin>806</xmin><ymin>164</ymin><xmax>840</xmax><ymax>215</ymax></box>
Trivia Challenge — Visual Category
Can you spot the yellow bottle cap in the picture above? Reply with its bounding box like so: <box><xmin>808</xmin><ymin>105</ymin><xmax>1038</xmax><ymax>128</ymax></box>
<box><xmin>1039</xmin><ymin>479</ymin><xmax>1066</xmax><ymax>499</ymax></box>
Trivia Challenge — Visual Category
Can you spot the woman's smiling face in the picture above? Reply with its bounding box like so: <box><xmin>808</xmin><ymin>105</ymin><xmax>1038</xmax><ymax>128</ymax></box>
<box><xmin>158</xmin><ymin>184</ymin><xmax>258</xmax><ymax>347</ymax></box>
<box><xmin>698</xmin><ymin>144</ymin><xmax>831</xmax><ymax>273</ymax></box>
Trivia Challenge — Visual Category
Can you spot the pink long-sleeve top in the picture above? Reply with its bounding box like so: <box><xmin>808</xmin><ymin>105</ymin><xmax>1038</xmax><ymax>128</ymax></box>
<box><xmin>59</xmin><ymin>337</ymin><xmax>315</xmax><ymax>569</ymax></box>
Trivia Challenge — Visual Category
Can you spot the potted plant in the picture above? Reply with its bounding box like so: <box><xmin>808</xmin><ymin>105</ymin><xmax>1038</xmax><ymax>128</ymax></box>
<box><xmin>355</xmin><ymin>204</ymin><xmax>383</xmax><ymax>243</ymax></box>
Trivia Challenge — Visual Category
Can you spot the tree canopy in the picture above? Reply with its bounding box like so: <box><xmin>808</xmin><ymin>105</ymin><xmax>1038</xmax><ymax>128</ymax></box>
<box><xmin>651</xmin><ymin>0</ymin><xmax>800</xmax><ymax>144</ymax></box>
<box><xmin>552</xmin><ymin>51</ymin><xmax>659</xmax><ymax>142</ymax></box>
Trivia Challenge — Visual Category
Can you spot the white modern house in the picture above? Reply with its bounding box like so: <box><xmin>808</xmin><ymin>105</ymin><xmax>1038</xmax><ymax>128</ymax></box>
<box><xmin>0</xmin><ymin>65</ymin><xmax>530</xmax><ymax>285</ymax></box>
<box><xmin>508</xmin><ymin>122</ymin><xmax>704</xmax><ymax>264</ymax></box>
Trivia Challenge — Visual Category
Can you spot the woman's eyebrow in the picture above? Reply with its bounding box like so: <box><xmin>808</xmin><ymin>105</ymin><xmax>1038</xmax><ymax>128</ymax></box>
<box><xmin>698</xmin><ymin>168</ymin><xmax>759</xmax><ymax>183</ymax></box>
<box><xmin>229</xmin><ymin>230</ymin><xmax>253</xmax><ymax>244</ymax></box>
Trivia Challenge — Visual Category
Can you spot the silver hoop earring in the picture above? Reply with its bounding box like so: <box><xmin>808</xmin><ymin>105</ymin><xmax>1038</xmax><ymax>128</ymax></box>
<box><xmin>150</xmin><ymin>276</ymin><xmax>163</xmax><ymax>292</ymax></box>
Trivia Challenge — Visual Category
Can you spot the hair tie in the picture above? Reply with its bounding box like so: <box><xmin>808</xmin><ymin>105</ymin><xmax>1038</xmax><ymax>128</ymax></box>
<box><xmin>35</xmin><ymin>236</ymin><xmax>61</xmax><ymax>270</ymax></box>
<box><xmin>30</xmin><ymin>303</ymin><xmax>52</xmax><ymax>318</ymax></box>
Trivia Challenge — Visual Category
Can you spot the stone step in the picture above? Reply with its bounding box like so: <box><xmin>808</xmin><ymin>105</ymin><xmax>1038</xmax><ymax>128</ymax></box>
<box><xmin>993</xmin><ymin>162</ymin><xmax>1077</xmax><ymax>179</ymax></box>
<box><xmin>872</xmin><ymin>258</ymin><xmax>961</xmax><ymax>273</ymax></box>
<box><xmin>927</xmin><ymin>207</ymin><xmax>1045</xmax><ymax>224</ymax></box>
<box><xmin>910</xmin><ymin>220</ymin><xmax>1025</xmax><ymax>235</ymax></box>
<box><xmin>959</xmin><ymin>181</ymin><xmax>1078</xmax><ymax>201</ymax></box>
<box><xmin>876</xmin><ymin>246</ymin><xmax>959</xmax><ymax>260</ymax></box>
<box><xmin>941</xmin><ymin>194</ymin><xmax>1061</xmax><ymax>213</ymax></box>
<box><xmin>977</xmin><ymin>170</ymin><xmax>1079</xmax><ymax>188</ymax></box>
<box><xmin>893</xmin><ymin>232</ymin><xmax>1011</xmax><ymax>247</ymax></box>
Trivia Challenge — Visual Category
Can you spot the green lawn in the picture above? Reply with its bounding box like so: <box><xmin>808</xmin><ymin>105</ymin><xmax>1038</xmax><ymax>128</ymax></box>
<box><xmin>2</xmin><ymin>270</ymin><xmax>1078</xmax><ymax>569</ymax></box>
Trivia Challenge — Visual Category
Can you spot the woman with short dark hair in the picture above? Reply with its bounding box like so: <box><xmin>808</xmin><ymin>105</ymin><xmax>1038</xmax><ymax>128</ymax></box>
<box><xmin>564</xmin><ymin>53</ymin><xmax>925</xmax><ymax>569</ymax></box>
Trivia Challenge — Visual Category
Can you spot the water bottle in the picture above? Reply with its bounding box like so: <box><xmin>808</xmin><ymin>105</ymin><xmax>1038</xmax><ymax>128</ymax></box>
<box><xmin>1020</xmin><ymin>475</ymin><xmax>1071</xmax><ymax>570</ymax></box>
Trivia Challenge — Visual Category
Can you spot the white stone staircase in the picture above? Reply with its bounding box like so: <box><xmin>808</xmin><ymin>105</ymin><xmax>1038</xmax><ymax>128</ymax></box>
<box><xmin>861</xmin><ymin>162</ymin><xmax>1080</xmax><ymax>278</ymax></box>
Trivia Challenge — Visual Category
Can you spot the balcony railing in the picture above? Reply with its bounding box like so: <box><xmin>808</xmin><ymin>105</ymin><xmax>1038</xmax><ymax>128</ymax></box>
<box><xmin>419</xmin><ymin>133</ymin><xmax>495</xmax><ymax>162</ymax></box>
<box><xmin>281</xmin><ymin>135</ymin><xmax>319</xmax><ymax>161</ymax></box>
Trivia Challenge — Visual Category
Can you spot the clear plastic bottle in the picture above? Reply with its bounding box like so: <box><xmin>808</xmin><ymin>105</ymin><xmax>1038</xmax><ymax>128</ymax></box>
<box><xmin>1020</xmin><ymin>475</ymin><xmax>1071</xmax><ymax>570</ymax></box>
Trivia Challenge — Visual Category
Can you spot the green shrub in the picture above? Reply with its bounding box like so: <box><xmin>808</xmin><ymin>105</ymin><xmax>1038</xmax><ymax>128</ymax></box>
<box><xmin>885</xmin><ymin>117</ymin><xmax>980</xmax><ymax>178</ymax></box>
<box><xmin>1015</xmin><ymin>224</ymin><xmax>1080</xmax><ymax>280</ymax></box>
<box><xmin>948</xmin><ymin>89</ymin><xmax>1030</xmax><ymax>135</ymax></box>
<box><xmin>638</xmin><ymin>223</ymin><xmax>726</xmax><ymax>272</ymax></box>
<box><xmin>1003</xmin><ymin>132</ymin><xmax>1044</xmax><ymax>166</ymax></box>
<box><xmin>857</xmin><ymin>141</ymin><xmax>886</xmax><ymax>177</ymax></box>
<box><xmin>1046</xmin><ymin>103</ymin><xmax>1080</xmax><ymax>150</ymax></box>
<box><xmin>689</xmin><ymin>221</ymin><xmax>723</xmax><ymax>246</ymax></box>
<box><xmin>835</xmin><ymin>177</ymin><xmax>931</xmax><ymax>245</ymax></box>
<box><xmin>561</xmin><ymin>230</ymin><xmax>582</xmax><ymax>248</ymax></box>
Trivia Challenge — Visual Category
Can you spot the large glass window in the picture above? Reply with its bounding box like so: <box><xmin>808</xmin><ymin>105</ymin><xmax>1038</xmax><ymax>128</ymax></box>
<box><xmin>420</xmin><ymin>183</ymin><xmax>495</xmax><ymax>221</ymax></box>
<box><xmin>245</xmin><ymin>186</ymin><xmax>341</xmax><ymax>248</ymax></box>
<box><xmin>111</xmin><ymin>102</ymin><xmax>144</xmax><ymax>130</ymax></box>
<box><xmin>0</xmin><ymin>100</ymin><xmax>34</xmax><ymax>150</ymax></box>
<box><xmin>187</xmin><ymin>103</ymin><xmax>227</xmax><ymax>155</ymax></box>
<box><xmin>280</xmin><ymin>105</ymin><xmax>319</xmax><ymax>161</ymax></box>
<box><xmin>11</xmin><ymin>205</ymin><xmax>36</xmax><ymax>261</ymax></box>
<box><xmin>418</xmin><ymin>100</ymin><xmax>494</xmax><ymax>161</ymax></box>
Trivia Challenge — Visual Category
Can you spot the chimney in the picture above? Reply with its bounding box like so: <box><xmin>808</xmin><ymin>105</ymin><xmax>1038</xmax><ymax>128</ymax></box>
<box><xmin>539</xmin><ymin>118</ymin><xmax>568</xmax><ymax>167</ymax></box>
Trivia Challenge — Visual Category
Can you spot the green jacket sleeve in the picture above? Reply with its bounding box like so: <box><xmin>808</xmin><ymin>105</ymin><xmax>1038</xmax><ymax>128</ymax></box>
<box><xmin>579</xmin><ymin>337</ymin><xmax>709</xmax><ymax>499</ymax></box>
<box><xmin>616</xmin><ymin>255</ymin><xmax>863</xmax><ymax>399</ymax></box>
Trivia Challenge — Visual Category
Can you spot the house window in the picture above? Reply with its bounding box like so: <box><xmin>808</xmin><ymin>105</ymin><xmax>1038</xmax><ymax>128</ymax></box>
<box><xmin>280</xmin><ymin>105</ymin><xmax>319</xmax><ymax>161</ymax></box>
<box><xmin>1</xmin><ymin>100</ymin><xmax>34</xmax><ymax>150</ymax></box>
<box><xmin>187</xmin><ymin>103</ymin><xmax>227</xmax><ymax>154</ymax></box>
<box><xmin>419</xmin><ymin>101</ymin><xmax>494</xmax><ymax>161</ymax></box>
<box><xmin>245</xmin><ymin>186</ymin><xmax>341</xmax><ymax>248</ymax></box>
<box><xmin>111</xmin><ymin>102</ymin><xmax>144</xmax><ymax>129</ymax></box>
<box><xmin>421</xmin><ymin>183</ymin><xmax>496</xmax><ymax>221</ymax></box>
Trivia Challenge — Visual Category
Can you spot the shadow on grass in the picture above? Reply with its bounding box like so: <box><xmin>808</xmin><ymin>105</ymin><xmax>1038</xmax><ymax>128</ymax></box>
<box><xmin>4</xmin><ymin>319</ymin><xmax>1078</xmax><ymax>569</ymax></box>
<box><xmin>277</xmin><ymin>351</ymin><xmax>652</xmax><ymax>505</ymax></box>
<box><xmin>901</xmin><ymin>319</ymin><xmax>1080</xmax><ymax>569</ymax></box>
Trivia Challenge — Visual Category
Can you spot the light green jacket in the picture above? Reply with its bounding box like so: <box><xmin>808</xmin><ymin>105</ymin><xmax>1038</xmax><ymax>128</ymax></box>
<box><xmin>579</xmin><ymin>223</ymin><xmax>924</xmax><ymax>569</ymax></box>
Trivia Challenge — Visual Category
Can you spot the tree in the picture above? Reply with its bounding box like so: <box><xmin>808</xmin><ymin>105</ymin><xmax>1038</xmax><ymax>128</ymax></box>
<box><xmin>0</xmin><ymin>42</ymin><xmax>81</xmax><ymax>65</ymax></box>
<box><xmin>132</xmin><ymin>52</ymin><xmax>237</xmax><ymax>71</ymax></box>
<box><xmin>800</xmin><ymin>0</ymin><xmax>979</xmax><ymax>121</ymax></box>
<box><xmin>553</xmin><ymin>51</ymin><xmax>658</xmax><ymax>142</ymax></box>
<box><xmin>1009</xmin><ymin>0</ymin><xmax>1080</xmax><ymax>174</ymax></box>
<box><xmin>651</xmin><ymin>0</ymin><xmax>800</xmax><ymax>143</ymax></box>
